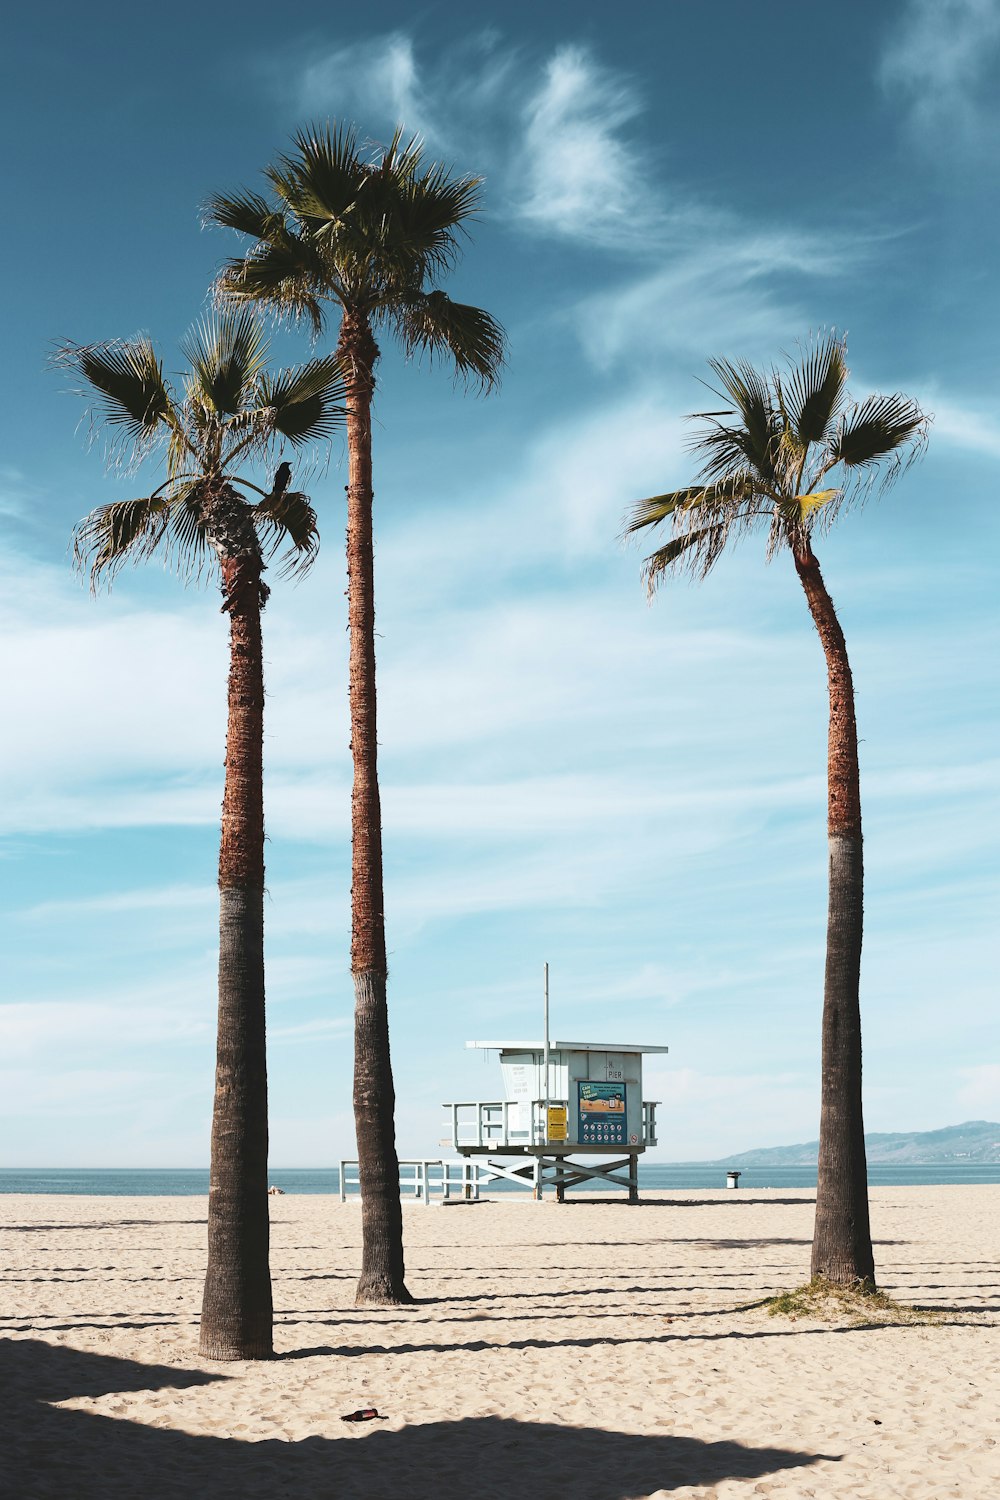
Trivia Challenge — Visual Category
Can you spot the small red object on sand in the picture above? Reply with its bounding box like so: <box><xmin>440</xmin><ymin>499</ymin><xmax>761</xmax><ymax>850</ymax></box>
<box><xmin>340</xmin><ymin>1408</ymin><xmax>385</xmax><ymax>1423</ymax></box>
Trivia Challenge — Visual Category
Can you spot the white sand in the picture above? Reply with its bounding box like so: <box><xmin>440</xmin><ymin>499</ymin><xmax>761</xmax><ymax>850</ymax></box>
<box><xmin>2</xmin><ymin>1187</ymin><xmax>997</xmax><ymax>1498</ymax></box>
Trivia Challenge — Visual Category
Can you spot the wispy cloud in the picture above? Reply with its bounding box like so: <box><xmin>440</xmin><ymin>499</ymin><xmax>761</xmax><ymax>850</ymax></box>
<box><xmin>919</xmin><ymin>393</ymin><xmax>1000</xmax><ymax>457</ymax></box>
<box><xmin>515</xmin><ymin>44</ymin><xmax>661</xmax><ymax>249</ymax></box>
<box><xmin>573</xmin><ymin>231</ymin><xmax>866</xmax><ymax>370</ymax></box>
<box><xmin>880</xmin><ymin>0</ymin><xmax>1000</xmax><ymax>145</ymax></box>
<box><xmin>293</xmin><ymin>31</ymin><xmax>434</xmax><ymax>142</ymax></box>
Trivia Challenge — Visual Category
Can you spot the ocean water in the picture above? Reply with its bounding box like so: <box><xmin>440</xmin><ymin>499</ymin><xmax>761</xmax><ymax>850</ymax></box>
<box><xmin>2</xmin><ymin>1163</ymin><xmax>999</xmax><ymax>1195</ymax></box>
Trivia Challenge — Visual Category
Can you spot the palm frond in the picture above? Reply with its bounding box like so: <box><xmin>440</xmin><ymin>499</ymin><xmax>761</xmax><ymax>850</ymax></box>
<box><xmin>779</xmin><ymin>333</ymin><xmax>849</xmax><ymax>448</ymax></box>
<box><xmin>168</xmin><ymin>484</ymin><xmax>212</xmax><ymax>575</ymax></box>
<box><xmin>829</xmin><ymin>393</ymin><xmax>929</xmax><ymax>476</ymax></box>
<box><xmin>690</xmin><ymin>419</ymin><xmax>778</xmax><ymax>490</ymax></box>
<box><xmin>272</xmin><ymin>121</ymin><xmax>367</xmax><ymax>227</ymax></box>
<box><xmin>640</xmin><ymin>523</ymin><xmax>731</xmax><ymax>590</ymax></box>
<box><xmin>72</xmin><ymin>495</ymin><xmax>172</xmax><ymax>588</ymax></box>
<box><xmin>180</xmin><ymin>310</ymin><xmax>269</xmax><ymax>417</ymax></box>
<box><xmin>215</xmin><ymin>237</ymin><xmax>327</xmax><ymax>335</ymax></box>
<box><xmin>704</xmin><ymin>357</ymin><xmax>778</xmax><ymax>478</ymax></box>
<box><xmin>56</xmin><ymin>338</ymin><xmax>176</xmax><ymax>458</ymax></box>
<box><xmin>389</xmin><ymin>290</ymin><xmax>506</xmax><ymax>388</ymax></box>
<box><xmin>203</xmin><ymin>189</ymin><xmax>288</xmax><ymax>242</ymax></box>
<box><xmin>380</xmin><ymin>162</ymin><xmax>484</xmax><ymax>278</ymax></box>
<box><xmin>253</xmin><ymin>488</ymin><xmax>320</xmax><ymax>579</ymax></box>
<box><xmin>255</xmin><ymin>354</ymin><xmax>347</xmax><ymax>445</ymax></box>
<box><xmin>624</xmin><ymin>476</ymin><xmax>755</xmax><ymax>536</ymax></box>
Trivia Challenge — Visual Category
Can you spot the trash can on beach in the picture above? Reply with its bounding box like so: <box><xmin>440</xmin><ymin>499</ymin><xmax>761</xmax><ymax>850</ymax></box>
<box><xmin>726</xmin><ymin>1170</ymin><xmax>741</xmax><ymax>1189</ymax></box>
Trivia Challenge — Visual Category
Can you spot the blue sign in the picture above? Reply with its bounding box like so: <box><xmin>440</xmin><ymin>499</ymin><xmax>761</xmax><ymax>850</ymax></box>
<box><xmin>578</xmin><ymin>1081</ymin><xmax>627</xmax><ymax>1146</ymax></box>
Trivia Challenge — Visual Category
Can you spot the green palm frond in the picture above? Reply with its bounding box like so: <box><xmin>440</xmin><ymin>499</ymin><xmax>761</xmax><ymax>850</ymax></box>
<box><xmin>778</xmin><ymin>333</ymin><xmax>848</xmax><ymax>448</ymax></box>
<box><xmin>203</xmin><ymin>188</ymin><xmax>288</xmax><ymax>242</ymax></box>
<box><xmin>215</xmin><ymin>236</ymin><xmax>328</xmax><ymax>335</ymax></box>
<box><xmin>180</xmin><ymin>310</ymin><xmax>269</xmax><ymax>416</ymax></box>
<box><xmin>253</xmin><ymin>488</ymin><xmax>320</xmax><ymax>579</ymax></box>
<box><xmin>624</xmin><ymin>476</ymin><xmax>756</xmax><ymax>535</ymax></box>
<box><xmin>256</xmin><ymin>355</ymin><xmax>347</xmax><ymax>445</ymax></box>
<box><xmin>272</xmin><ymin>122</ymin><xmax>367</xmax><ymax>228</ymax></box>
<box><xmin>830</xmin><ymin>393</ymin><xmax>929</xmax><ymax>473</ymax></box>
<box><xmin>72</xmin><ymin>494</ymin><xmax>173</xmax><ymax>587</ymax></box>
<box><xmin>704</xmin><ymin>357</ymin><xmax>778</xmax><ymax>479</ymax></box>
<box><xmin>167</xmin><ymin>484</ymin><xmax>212</xmax><ymax>573</ymax></box>
<box><xmin>56</xmin><ymin>338</ymin><xmax>177</xmax><ymax>457</ymax></box>
<box><xmin>389</xmin><ymin>290</ymin><xmax>506</xmax><ymax>388</ymax></box>
<box><xmin>641</xmin><ymin>523</ymin><xmax>731</xmax><ymax>590</ymax></box>
<box><xmin>382</xmin><ymin>163</ymin><xmax>484</xmax><ymax>279</ymax></box>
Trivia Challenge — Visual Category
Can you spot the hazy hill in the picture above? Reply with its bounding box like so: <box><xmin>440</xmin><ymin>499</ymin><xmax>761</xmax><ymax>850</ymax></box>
<box><xmin>715</xmin><ymin>1121</ymin><xmax>1000</xmax><ymax>1167</ymax></box>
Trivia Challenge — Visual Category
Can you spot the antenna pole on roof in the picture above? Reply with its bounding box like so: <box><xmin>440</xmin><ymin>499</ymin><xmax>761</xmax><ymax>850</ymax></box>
<box><xmin>543</xmin><ymin>962</ymin><xmax>550</xmax><ymax>1143</ymax></box>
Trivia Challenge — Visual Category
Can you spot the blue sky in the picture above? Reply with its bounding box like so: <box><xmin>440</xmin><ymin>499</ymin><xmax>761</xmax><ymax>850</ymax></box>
<box><xmin>1</xmin><ymin>0</ymin><xmax>997</xmax><ymax>1166</ymax></box>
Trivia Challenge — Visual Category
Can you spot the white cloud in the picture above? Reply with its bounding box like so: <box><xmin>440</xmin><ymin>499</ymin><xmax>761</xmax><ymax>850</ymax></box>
<box><xmin>921</xmin><ymin>395</ymin><xmax>1000</xmax><ymax>458</ymax></box>
<box><xmin>575</xmin><ymin>232</ymin><xmax>867</xmax><ymax>370</ymax></box>
<box><xmin>516</xmin><ymin>45</ymin><xmax>659</xmax><ymax>249</ymax></box>
<box><xmin>0</xmin><ymin>989</ymin><xmax>211</xmax><ymax>1064</ymax></box>
<box><xmin>294</xmin><ymin>32</ymin><xmax>432</xmax><ymax>141</ymax></box>
<box><xmin>881</xmin><ymin>0</ymin><xmax>1000</xmax><ymax>142</ymax></box>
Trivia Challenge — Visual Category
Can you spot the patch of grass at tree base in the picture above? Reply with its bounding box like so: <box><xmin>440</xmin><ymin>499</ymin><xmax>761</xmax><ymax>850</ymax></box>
<box><xmin>760</xmin><ymin>1277</ymin><xmax>942</xmax><ymax>1326</ymax></box>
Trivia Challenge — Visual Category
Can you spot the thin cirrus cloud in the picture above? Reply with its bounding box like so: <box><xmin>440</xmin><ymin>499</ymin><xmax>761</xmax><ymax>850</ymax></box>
<box><xmin>880</xmin><ymin>0</ymin><xmax>1000</xmax><ymax>142</ymax></box>
<box><xmin>572</xmin><ymin>233</ymin><xmax>870</xmax><ymax>371</ymax></box>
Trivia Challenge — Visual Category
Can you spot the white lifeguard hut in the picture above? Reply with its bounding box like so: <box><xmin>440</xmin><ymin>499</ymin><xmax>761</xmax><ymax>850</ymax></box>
<box><xmin>442</xmin><ymin>967</ymin><xmax>667</xmax><ymax>1202</ymax></box>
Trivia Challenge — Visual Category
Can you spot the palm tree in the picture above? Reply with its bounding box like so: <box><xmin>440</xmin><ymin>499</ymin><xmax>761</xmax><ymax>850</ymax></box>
<box><xmin>625</xmin><ymin>335</ymin><xmax>928</xmax><ymax>1287</ymax></box>
<box><xmin>206</xmin><ymin>123</ymin><xmax>506</xmax><ymax>1304</ymax></box>
<box><xmin>61</xmin><ymin>312</ymin><xmax>345</xmax><ymax>1357</ymax></box>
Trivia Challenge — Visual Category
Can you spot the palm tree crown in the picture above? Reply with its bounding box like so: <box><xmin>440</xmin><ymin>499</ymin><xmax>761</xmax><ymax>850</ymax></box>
<box><xmin>60</xmin><ymin>310</ymin><xmax>346</xmax><ymax>590</ymax></box>
<box><xmin>205</xmin><ymin>122</ymin><xmax>506</xmax><ymax>385</ymax></box>
<box><xmin>625</xmin><ymin>333</ymin><xmax>928</xmax><ymax>585</ymax></box>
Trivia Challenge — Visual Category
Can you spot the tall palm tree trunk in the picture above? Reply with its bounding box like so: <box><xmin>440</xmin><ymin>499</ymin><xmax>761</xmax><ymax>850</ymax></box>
<box><xmin>340</xmin><ymin>312</ymin><xmax>410</xmax><ymax>1306</ymax></box>
<box><xmin>200</xmin><ymin>533</ymin><xmax>274</xmax><ymax>1358</ymax></box>
<box><xmin>793</xmin><ymin>541</ymin><xmax>876</xmax><ymax>1288</ymax></box>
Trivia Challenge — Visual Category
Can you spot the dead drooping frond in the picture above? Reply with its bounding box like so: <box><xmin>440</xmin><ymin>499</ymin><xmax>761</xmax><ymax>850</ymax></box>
<box><xmin>625</xmin><ymin>334</ymin><xmax>930</xmax><ymax>592</ymax></box>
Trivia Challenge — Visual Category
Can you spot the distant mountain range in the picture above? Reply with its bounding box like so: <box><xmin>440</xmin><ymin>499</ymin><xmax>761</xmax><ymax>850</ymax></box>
<box><xmin>713</xmin><ymin>1121</ymin><xmax>1000</xmax><ymax>1167</ymax></box>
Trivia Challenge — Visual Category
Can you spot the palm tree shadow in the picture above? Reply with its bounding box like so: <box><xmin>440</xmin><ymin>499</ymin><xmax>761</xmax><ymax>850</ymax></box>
<box><xmin>4</xmin><ymin>1337</ymin><xmax>835</xmax><ymax>1500</ymax></box>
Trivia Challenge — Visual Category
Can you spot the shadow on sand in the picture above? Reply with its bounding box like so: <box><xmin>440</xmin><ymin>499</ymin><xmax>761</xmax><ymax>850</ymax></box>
<box><xmin>4</xmin><ymin>1337</ymin><xmax>834</xmax><ymax>1500</ymax></box>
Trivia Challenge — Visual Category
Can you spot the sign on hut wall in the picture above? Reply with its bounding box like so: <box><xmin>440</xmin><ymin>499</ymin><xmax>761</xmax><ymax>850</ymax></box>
<box><xmin>578</xmin><ymin>1081</ymin><xmax>627</xmax><ymax>1146</ymax></box>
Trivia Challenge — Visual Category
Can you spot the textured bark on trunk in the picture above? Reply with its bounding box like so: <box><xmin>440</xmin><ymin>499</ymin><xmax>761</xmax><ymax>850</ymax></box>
<box><xmin>340</xmin><ymin>311</ymin><xmax>410</xmax><ymax>1306</ymax></box>
<box><xmin>794</xmin><ymin>541</ymin><xmax>875</xmax><ymax>1288</ymax></box>
<box><xmin>199</xmin><ymin>504</ymin><xmax>274</xmax><ymax>1359</ymax></box>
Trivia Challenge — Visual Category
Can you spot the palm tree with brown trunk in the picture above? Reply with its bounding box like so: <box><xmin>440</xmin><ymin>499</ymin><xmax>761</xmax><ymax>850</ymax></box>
<box><xmin>625</xmin><ymin>335</ymin><xmax>928</xmax><ymax>1287</ymax></box>
<box><xmin>206</xmin><ymin>123</ymin><xmax>506</xmax><ymax>1305</ymax></box>
<box><xmin>61</xmin><ymin>312</ymin><xmax>345</xmax><ymax>1356</ymax></box>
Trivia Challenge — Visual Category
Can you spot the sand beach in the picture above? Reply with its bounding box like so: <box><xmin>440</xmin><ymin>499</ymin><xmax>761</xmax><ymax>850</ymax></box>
<box><xmin>2</xmin><ymin>1186</ymin><xmax>997</xmax><ymax>1499</ymax></box>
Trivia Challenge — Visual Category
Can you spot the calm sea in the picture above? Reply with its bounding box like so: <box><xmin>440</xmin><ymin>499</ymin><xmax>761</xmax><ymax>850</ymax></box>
<box><xmin>2</xmin><ymin>1164</ymin><xmax>999</xmax><ymax>1195</ymax></box>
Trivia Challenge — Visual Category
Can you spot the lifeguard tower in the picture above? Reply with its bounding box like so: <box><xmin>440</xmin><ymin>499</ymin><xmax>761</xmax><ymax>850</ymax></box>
<box><xmin>442</xmin><ymin>969</ymin><xmax>667</xmax><ymax>1202</ymax></box>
